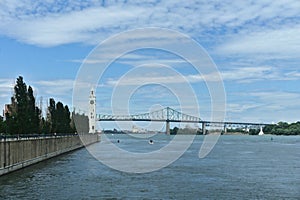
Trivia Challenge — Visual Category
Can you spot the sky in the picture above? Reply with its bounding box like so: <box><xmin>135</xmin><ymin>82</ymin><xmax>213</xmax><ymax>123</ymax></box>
<box><xmin>1</xmin><ymin>0</ymin><xmax>300</xmax><ymax>130</ymax></box>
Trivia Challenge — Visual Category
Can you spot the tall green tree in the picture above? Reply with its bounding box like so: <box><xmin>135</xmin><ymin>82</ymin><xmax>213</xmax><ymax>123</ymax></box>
<box><xmin>64</xmin><ymin>105</ymin><xmax>72</xmax><ymax>133</ymax></box>
<box><xmin>47</xmin><ymin>99</ymin><xmax>73</xmax><ymax>133</ymax></box>
<box><xmin>5</xmin><ymin>76</ymin><xmax>42</xmax><ymax>134</ymax></box>
<box><xmin>55</xmin><ymin>102</ymin><xmax>65</xmax><ymax>133</ymax></box>
<box><xmin>27</xmin><ymin>86</ymin><xmax>41</xmax><ymax>133</ymax></box>
<box><xmin>14</xmin><ymin>76</ymin><xmax>29</xmax><ymax>134</ymax></box>
<box><xmin>0</xmin><ymin>115</ymin><xmax>6</xmax><ymax>133</ymax></box>
<box><xmin>41</xmin><ymin>117</ymin><xmax>51</xmax><ymax>134</ymax></box>
<box><xmin>48</xmin><ymin>98</ymin><xmax>56</xmax><ymax>133</ymax></box>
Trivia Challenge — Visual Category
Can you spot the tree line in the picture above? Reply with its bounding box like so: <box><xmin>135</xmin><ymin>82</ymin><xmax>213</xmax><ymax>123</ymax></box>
<box><xmin>0</xmin><ymin>76</ymin><xmax>88</xmax><ymax>135</ymax></box>
<box><xmin>169</xmin><ymin>123</ymin><xmax>300</xmax><ymax>135</ymax></box>
<box><xmin>263</xmin><ymin>121</ymin><xmax>300</xmax><ymax>135</ymax></box>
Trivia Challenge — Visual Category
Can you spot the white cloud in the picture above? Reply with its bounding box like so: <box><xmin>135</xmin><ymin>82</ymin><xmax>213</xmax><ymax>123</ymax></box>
<box><xmin>224</xmin><ymin>91</ymin><xmax>300</xmax><ymax>123</ymax></box>
<box><xmin>0</xmin><ymin>6</ymin><xmax>145</xmax><ymax>46</ymax></box>
<box><xmin>0</xmin><ymin>79</ymin><xmax>15</xmax><ymax>112</ymax></box>
<box><xmin>226</xmin><ymin>103</ymin><xmax>262</xmax><ymax>113</ymax></box>
<box><xmin>68</xmin><ymin>52</ymin><xmax>187</xmax><ymax>66</ymax></box>
<box><xmin>0</xmin><ymin>0</ymin><xmax>299</xmax><ymax>47</ymax></box>
<box><xmin>0</xmin><ymin>78</ymin><xmax>14</xmax><ymax>92</ymax></box>
<box><xmin>249</xmin><ymin>91</ymin><xmax>300</xmax><ymax>109</ymax></box>
<box><xmin>216</xmin><ymin>26</ymin><xmax>300</xmax><ymax>59</ymax></box>
<box><xmin>105</xmin><ymin>65</ymin><xmax>300</xmax><ymax>87</ymax></box>
<box><xmin>34</xmin><ymin>79</ymin><xmax>74</xmax><ymax>96</ymax></box>
<box><xmin>285</xmin><ymin>71</ymin><xmax>300</xmax><ymax>78</ymax></box>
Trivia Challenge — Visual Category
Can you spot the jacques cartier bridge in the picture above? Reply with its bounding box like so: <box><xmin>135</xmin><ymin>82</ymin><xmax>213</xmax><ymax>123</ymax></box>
<box><xmin>88</xmin><ymin>89</ymin><xmax>270</xmax><ymax>134</ymax></box>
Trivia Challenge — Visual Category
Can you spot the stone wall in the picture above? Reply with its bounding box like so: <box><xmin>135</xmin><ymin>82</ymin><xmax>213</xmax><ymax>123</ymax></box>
<box><xmin>0</xmin><ymin>134</ymin><xmax>99</xmax><ymax>176</ymax></box>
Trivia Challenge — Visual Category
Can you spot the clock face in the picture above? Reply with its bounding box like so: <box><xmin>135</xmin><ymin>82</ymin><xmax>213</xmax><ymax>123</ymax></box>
<box><xmin>90</xmin><ymin>100</ymin><xmax>94</xmax><ymax>104</ymax></box>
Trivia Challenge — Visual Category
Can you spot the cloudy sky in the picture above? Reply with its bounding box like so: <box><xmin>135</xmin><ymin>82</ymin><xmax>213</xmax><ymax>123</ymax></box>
<box><xmin>1</xmin><ymin>0</ymin><xmax>300</xmax><ymax>128</ymax></box>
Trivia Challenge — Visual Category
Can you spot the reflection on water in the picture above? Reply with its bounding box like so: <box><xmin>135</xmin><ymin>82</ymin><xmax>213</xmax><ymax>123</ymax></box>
<box><xmin>0</xmin><ymin>135</ymin><xmax>299</xmax><ymax>199</ymax></box>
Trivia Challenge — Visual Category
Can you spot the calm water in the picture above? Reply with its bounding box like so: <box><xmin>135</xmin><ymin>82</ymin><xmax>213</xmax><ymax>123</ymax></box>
<box><xmin>0</xmin><ymin>134</ymin><xmax>299</xmax><ymax>199</ymax></box>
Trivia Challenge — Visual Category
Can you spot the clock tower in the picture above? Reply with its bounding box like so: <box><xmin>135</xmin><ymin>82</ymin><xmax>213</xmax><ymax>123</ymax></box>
<box><xmin>89</xmin><ymin>88</ymin><xmax>96</xmax><ymax>133</ymax></box>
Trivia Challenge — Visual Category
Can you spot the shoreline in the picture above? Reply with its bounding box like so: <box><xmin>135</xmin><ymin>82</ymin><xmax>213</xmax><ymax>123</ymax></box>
<box><xmin>102</xmin><ymin>132</ymin><xmax>300</xmax><ymax>136</ymax></box>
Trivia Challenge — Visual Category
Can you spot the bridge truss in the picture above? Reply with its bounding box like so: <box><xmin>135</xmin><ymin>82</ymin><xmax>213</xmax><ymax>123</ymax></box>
<box><xmin>97</xmin><ymin>107</ymin><xmax>201</xmax><ymax>123</ymax></box>
<box><xmin>96</xmin><ymin>107</ymin><xmax>270</xmax><ymax>134</ymax></box>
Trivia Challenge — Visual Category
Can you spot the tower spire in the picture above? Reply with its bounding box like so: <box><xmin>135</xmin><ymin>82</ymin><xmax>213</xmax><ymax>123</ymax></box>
<box><xmin>89</xmin><ymin>87</ymin><xmax>96</xmax><ymax>133</ymax></box>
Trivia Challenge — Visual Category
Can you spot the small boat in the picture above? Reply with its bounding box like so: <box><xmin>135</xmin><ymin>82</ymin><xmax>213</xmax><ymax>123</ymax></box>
<box><xmin>149</xmin><ymin>139</ymin><xmax>154</xmax><ymax>145</ymax></box>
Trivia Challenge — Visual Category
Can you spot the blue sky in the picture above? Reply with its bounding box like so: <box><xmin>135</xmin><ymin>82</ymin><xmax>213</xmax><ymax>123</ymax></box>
<box><xmin>1</xmin><ymin>0</ymin><xmax>300</xmax><ymax>129</ymax></box>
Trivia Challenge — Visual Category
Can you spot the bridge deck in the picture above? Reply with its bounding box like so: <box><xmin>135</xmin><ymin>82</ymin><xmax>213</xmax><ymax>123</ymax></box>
<box><xmin>97</xmin><ymin>118</ymin><xmax>270</xmax><ymax>126</ymax></box>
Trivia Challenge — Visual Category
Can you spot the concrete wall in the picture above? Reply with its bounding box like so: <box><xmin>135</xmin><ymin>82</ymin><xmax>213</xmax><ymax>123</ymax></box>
<box><xmin>0</xmin><ymin>134</ymin><xmax>99</xmax><ymax>176</ymax></box>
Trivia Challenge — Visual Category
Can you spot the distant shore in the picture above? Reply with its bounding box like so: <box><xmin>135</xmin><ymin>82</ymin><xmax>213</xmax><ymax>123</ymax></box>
<box><xmin>102</xmin><ymin>131</ymin><xmax>300</xmax><ymax>136</ymax></box>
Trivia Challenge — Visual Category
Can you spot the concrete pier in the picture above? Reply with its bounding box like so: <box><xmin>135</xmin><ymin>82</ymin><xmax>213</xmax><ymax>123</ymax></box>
<box><xmin>202</xmin><ymin>122</ymin><xmax>206</xmax><ymax>135</ymax></box>
<box><xmin>0</xmin><ymin>134</ymin><xmax>99</xmax><ymax>176</ymax></box>
<box><xmin>166</xmin><ymin>121</ymin><xmax>170</xmax><ymax>135</ymax></box>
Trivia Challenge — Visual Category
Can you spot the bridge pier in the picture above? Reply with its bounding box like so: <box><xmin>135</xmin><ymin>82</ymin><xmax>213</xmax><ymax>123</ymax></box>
<box><xmin>166</xmin><ymin>121</ymin><xmax>170</xmax><ymax>135</ymax></box>
<box><xmin>202</xmin><ymin>122</ymin><xmax>206</xmax><ymax>135</ymax></box>
<box><xmin>223</xmin><ymin>124</ymin><xmax>227</xmax><ymax>134</ymax></box>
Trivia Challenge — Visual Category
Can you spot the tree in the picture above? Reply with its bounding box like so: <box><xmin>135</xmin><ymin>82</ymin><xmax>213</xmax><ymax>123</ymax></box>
<box><xmin>4</xmin><ymin>76</ymin><xmax>43</xmax><ymax>134</ymax></box>
<box><xmin>14</xmin><ymin>76</ymin><xmax>29</xmax><ymax>134</ymax></box>
<box><xmin>170</xmin><ymin>127</ymin><xmax>179</xmax><ymax>135</ymax></box>
<box><xmin>55</xmin><ymin>101</ymin><xmax>65</xmax><ymax>133</ymax></box>
<box><xmin>48</xmin><ymin>98</ymin><xmax>56</xmax><ymax>133</ymax></box>
<box><xmin>5</xmin><ymin>76</ymin><xmax>32</xmax><ymax>134</ymax></box>
<box><xmin>0</xmin><ymin>115</ymin><xmax>5</xmax><ymax>133</ymax></box>
<box><xmin>4</xmin><ymin>76</ymin><xmax>74</xmax><ymax>135</ymax></box>
<box><xmin>263</xmin><ymin>121</ymin><xmax>300</xmax><ymax>135</ymax></box>
<box><xmin>64</xmin><ymin>105</ymin><xmax>72</xmax><ymax>133</ymax></box>
<box><xmin>27</xmin><ymin>86</ymin><xmax>41</xmax><ymax>133</ymax></box>
<box><xmin>41</xmin><ymin>117</ymin><xmax>51</xmax><ymax>134</ymax></box>
<box><xmin>47</xmin><ymin>99</ymin><xmax>73</xmax><ymax>133</ymax></box>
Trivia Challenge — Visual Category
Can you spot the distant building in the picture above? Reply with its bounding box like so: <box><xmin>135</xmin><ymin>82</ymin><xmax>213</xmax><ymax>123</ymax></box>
<box><xmin>3</xmin><ymin>97</ymin><xmax>17</xmax><ymax>120</ymax></box>
<box><xmin>3</xmin><ymin>104</ymin><xmax>10</xmax><ymax>120</ymax></box>
<box><xmin>132</xmin><ymin>125</ymin><xmax>138</xmax><ymax>133</ymax></box>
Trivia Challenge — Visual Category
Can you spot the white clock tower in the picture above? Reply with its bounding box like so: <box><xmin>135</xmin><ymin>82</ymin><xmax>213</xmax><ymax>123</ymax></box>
<box><xmin>89</xmin><ymin>88</ymin><xmax>96</xmax><ymax>133</ymax></box>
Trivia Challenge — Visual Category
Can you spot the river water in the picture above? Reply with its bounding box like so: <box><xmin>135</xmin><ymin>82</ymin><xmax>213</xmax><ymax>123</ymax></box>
<box><xmin>0</xmin><ymin>134</ymin><xmax>299</xmax><ymax>199</ymax></box>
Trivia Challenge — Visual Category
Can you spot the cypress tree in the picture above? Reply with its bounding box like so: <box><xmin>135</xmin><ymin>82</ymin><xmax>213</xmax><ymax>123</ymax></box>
<box><xmin>0</xmin><ymin>115</ymin><xmax>5</xmax><ymax>133</ymax></box>
<box><xmin>55</xmin><ymin>102</ymin><xmax>65</xmax><ymax>133</ymax></box>
<box><xmin>47</xmin><ymin>100</ymin><xmax>73</xmax><ymax>133</ymax></box>
<box><xmin>41</xmin><ymin>117</ymin><xmax>51</xmax><ymax>134</ymax></box>
<box><xmin>14</xmin><ymin>76</ymin><xmax>28</xmax><ymax>134</ymax></box>
<box><xmin>64</xmin><ymin>105</ymin><xmax>71</xmax><ymax>133</ymax></box>
<box><xmin>5</xmin><ymin>76</ymin><xmax>75</xmax><ymax>135</ymax></box>
<box><xmin>5</xmin><ymin>76</ymin><xmax>42</xmax><ymax>134</ymax></box>
<box><xmin>27</xmin><ymin>86</ymin><xmax>37</xmax><ymax>133</ymax></box>
<box><xmin>48</xmin><ymin>98</ymin><xmax>56</xmax><ymax>133</ymax></box>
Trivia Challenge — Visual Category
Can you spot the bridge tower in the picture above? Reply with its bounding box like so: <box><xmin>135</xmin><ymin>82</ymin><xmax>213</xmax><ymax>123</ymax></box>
<box><xmin>89</xmin><ymin>88</ymin><xmax>96</xmax><ymax>133</ymax></box>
